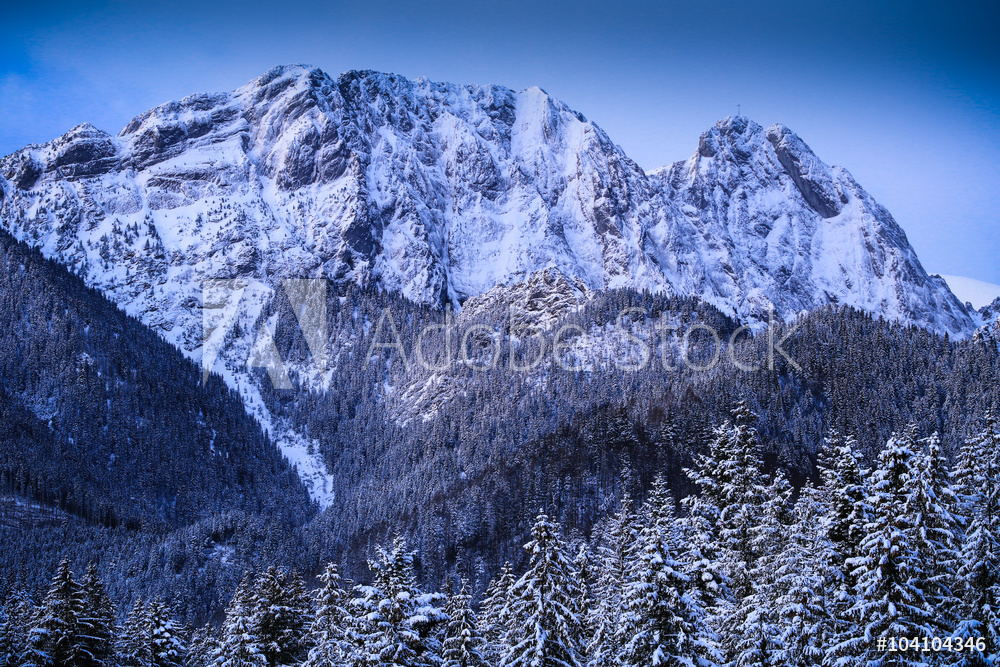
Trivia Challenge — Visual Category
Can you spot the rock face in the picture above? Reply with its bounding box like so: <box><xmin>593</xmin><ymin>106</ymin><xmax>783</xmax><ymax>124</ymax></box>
<box><xmin>649</xmin><ymin>117</ymin><xmax>972</xmax><ymax>332</ymax></box>
<box><xmin>0</xmin><ymin>65</ymin><xmax>971</xmax><ymax>336</ymax></box>
<box><xmin>977</xmin><ymin>297</ymin><xmax>1000</xmax><ymax>342</ymax></box>
<box><xmin>0</xmin><ymin>65</ymin><xmax>977</xmax><ymax>498</ymax></box>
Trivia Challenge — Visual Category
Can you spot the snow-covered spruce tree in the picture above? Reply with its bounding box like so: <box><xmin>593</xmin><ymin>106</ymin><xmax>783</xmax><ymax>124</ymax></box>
<box><xmin>676</xmin><ymin>493</ymin><xmax>729</xmax><ymax>653</ymax></box>
<box><xmin>304</xmin><ymin>563</ymin><xmax>355</xmax><ymax>667</ymax></box>
<box><xmin>479</xmin><ymin>561</ymin><xmax>516</xmax><ymax>663</ymax></box>
<box><xmin>1</xmin><ymin>590</ymin><xmax>35</xmax><ymax>667</ymax></box>
<box><xmin>904</xmin><ymin>433</ymin><xmax>961</xmax><ymax>636</ymax></box>
<box><xmin>214</xmin><ymin>574</ymin><xmax>266</xmax><ymax>667</ymax></box>
<box><xmin>250</xmin><ymin>567</ymin><xmax>312</xmax><ymax>666</ymax></box>
<box><xmin>350</xmin><ymin>535</ymin><xmax>447</xmax><ymax>667</ymax></box>
<box><xmin>148</xmin><ymin>600</ymin><xmax>186</xmax><ymax>667</ymax></box>
<box><xmin>837</xmin><ymin>428</ymin><xmax>932</xmax><ymax>667</ymax></box>
<box><xmin>78</xmin><ymin>562</ymin><xmax>115</xmax><ymax>667</ymax></box>
<box><xmin>0</xmin><ymin>603</ymin><xmax>13</xmax><ymax>667</ymax></box>
<box><xmin>185</xmin><ymin>625</ymin><xmax>219</xmax><ymax>667</ymax></box>
<box><xmin>685</xmin><ymin>401</ymin><xmax>768</xmax><ymax>602</ymax></box>
<box><xmin>217</xmin><ymin>613</ymin><xmax>267</xmax><ymax>667</ymax></box>
<box><xmin>22</xmin><ymin>558</ymin><xmax>86</xmax><ymax>667</ymax></box>
<box><xmin>501</xmin><ymin>513</ymin><xmax>587</xmax><ymax>667</ymax></box>
<box><xmin>617</xmin><ymin>476</ymin><xmax>719</xmax><ymax>667</ymax></box>
<box><xmin>729</xmin><ymin>473</ymin><xmax>793</xmax><ymax>667</ymax></box>
<box><xmin>572</xmin><ymin>542</ymin><xmax>595</xmax><ymax>639</ymax></box>
<box><xmin>817</xmin><ymin>431</ymin><xmax>871</xmax><ymax>635</ymax></box>
<box><xmin>953</xmin><ymin>415</ymin><xmax>1000</xmax><ymax>667</ymax></box>
<box><xmin>587</xmin><ymin>494</ymin><xmax>639</xmax><ymax>667</ymax></box>
<box><xmin>117</xmin><ymin>598</ymin><xmax>151</xmax><ymax>667</ymax></box>
<box><xmin>441</xmin><ymin>579</ymin><xmax>487</xmax><ymax>667</ymax></box>
<box><xmin>771</xmin><ymin>485</ymin><xmax>837</xmax><ymax>667</ymax></box>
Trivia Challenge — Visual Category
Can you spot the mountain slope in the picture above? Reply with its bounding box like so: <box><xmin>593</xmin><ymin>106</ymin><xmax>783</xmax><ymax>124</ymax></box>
<box><xmin>0</xmin><ymin>66</ymin><xmax>976</xmax><ymax>501</ymax></box>
<box><xmin>0</xmin><ymin>228</ymin><xmax>314</xmax><ymax>528</ymax></box>
<box><xmin>0</xmin><ymin>65</ymin><xmax>970</xmax><ymax>332</ymax></box>
<box><xmin>650</xmin><ymin>117</ymin><xmax>972</xmax><ymax>332</ymax></box>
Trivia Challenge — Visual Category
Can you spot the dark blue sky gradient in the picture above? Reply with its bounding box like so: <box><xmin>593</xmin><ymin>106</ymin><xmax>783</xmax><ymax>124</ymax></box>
<box><xmin>2</xmin><ymin>0</ymin><xmax>998</xmax><ymax>283</ymax></box>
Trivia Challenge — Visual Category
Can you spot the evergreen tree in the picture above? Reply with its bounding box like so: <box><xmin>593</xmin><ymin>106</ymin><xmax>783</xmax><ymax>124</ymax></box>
<box><xmin>686</xmin><ymin>402</ymin><xmax>768</xmax><ymax>601</ymax></box>
<box><xmin>501</xmin><ymin>513</ymin><xmax>586</xmax><ymax>667</ymax></box>
<box><xmin>771</xmin><ymin>486</ymin><xmax>836</xmax><ymax>667</ymax></box>
<box><xmin>572</xmin><ymin>543</ymin><xmax>594</xmax><ymax>635</ymax></box>
<box><xmin>250</xmin><ymin>567</ymin><xmax>311</xmax><ymax>666</ymax></box>
<box><xmin>1</xmin><ymin>590</ymin><xmax>35</xmax><ymax>667</ymax></box>
<box><xmin>118</xmin><ymin>599</ymin><xmax>151</xmax><ymax>667</ymax></box>
<box><xmin>217</xmin><ymin>614</ymin><xmax>267</xmax><ymax>667</ymax></box>
<box><xmin>818</xmin><ymin>432</ymin><xmax>871</xmax><ymax>637</ymax></box>
<box><xmin>729</xmin><ymin>474</ymin><xmax>792</xmax><ymax>667</ymax></box>
<box><xmin>22</xmin><ymin>559</ymin><xmax>86</xmax><ymax>667</ymax></box>
<box><xmin>215</xmin><ymin>575</ymin><xmax>266</xmax><ymax>667</ymax></box>
<box><xmin>78</xmin><ymin>563</ymin><xmax>115</xmax><ymax>667</ymax></box>
<box><xmin>905</xmin><ymin>433</ymin><xmax>961</xmax><ymax>635</ymax></box>
<box><xmin>441</xmin><ymin>579</ymin><xmax>487</xmax><ymax>667</ymax></box>
<box><xmin>479</xmin><ymin>562</ymin><xmax>516</xmax><ymax>663</ymax></box>
<box><xmin>304</xmin><ymin>563</ymin><xmax>354</xmax><ymax>667</ymax></box>
<box><xmin>350</xmin><ymin>536</ymin><xmax>446</xmax><ymax>667</ymax></box>
<box><xmin>618</xmin><ymin>476</ymin><xmax>719</xmax><ymax>667</ymax></box>
<box><xmin>588</xmin><ymin>494</ymin><xmax>639</xmax><ymax>667</ymax></box>
<box><xmin>0</xmin><ymin>603</ymin><xmax>13</xmax><ymax>667</ymax></box>
<box><xmin>838</xmin><ymin>429</ymin><xmax>932</xmax><ymax>667</ymax></box>
<box><xmin>953</xmin><ymin>415</ymin><xmax>1000</xmax><ymax>667</ymax></box>
<box><xmin>185</xmin><ymin>626</ymin><xmax>219</xmax><ymax>667</ymax></box>
<box><xmin>148</xmin><ymin>600</ymin><xmax>186</xmax><ymax>667</ymax></box>
<box><xmin>677</xmin><ymin>493</ymin><xmax>729</xmax><ymax>655</ymax></box>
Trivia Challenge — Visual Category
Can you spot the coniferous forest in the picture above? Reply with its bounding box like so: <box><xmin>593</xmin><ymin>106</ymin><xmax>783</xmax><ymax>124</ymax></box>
<box><xmin>3</xmin><ymin>407</ymin><xmax>999</xmax><ymax>667</ymax></box>
<box><xmin>1</xmin><ymin>196</ymin><xmax>1000</xmax><ymax>666</ymax></box>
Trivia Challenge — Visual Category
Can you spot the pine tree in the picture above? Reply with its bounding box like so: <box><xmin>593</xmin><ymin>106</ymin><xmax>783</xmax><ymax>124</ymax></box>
<box><xmin>78</xmin><ymin>563</ymin><xmax>115</xmax><ymax>667</ymax></box>
<box><xmin>479</xmin><ymin>562</ymin><xmax>516</xmax><ymax>663</ymax></box>
<box><xmin>304</xmin><ymin>563</ymin><xmax>354</xmax><ymax>667</ymax></box>
<box><xmin>118</xmin><ymin>599</ymin><xmax>151</xmax><ymax>667</ymax></box>
<box><xmin>617</xmin><ymin>476</ymin><xmax>719</xmax><ymax>667</ymax></box>
<box><xmin>350</xmin><ymin>536</ymin><xmax>446</xmax><ymax>667</ymax></box>
<box><xmin>676</xmin><ymin>493</ymin><xmax>729</xmax><ymax>655</ymax></box>
<box><xmin>587</xmin><ymin>494</ymin><xmax>639</xmax><ymax>667</ymax></box>
<box><xmin>185</xmin><ymin>626</ymin><xmax>219</xmax><ymax>667</ymax></box>
<box><xmin>771</xmin><ymin>486</ymin><xmax>836</xmax><ymax>667</ymax></box>
<box><xmin>818</xmin><ymin>432</ymin><xmax>871</xmax><ymax>629</ymax></box>
<box><xmin>215</xmin><ymin>574</ymin><xmax>267</xmax><ymax>667</ymax></box>
<box><xmin>441</xmin><ymin>579</ymin><xmax>487</xmax><ymax>667</ymax></box>
<box><xmin>217</xmin><ymin>614</ymin><xmax>268</xmax><ymax>667</ymax></box>
<box><xmin>22</xmin><ymin>558</ymin><xmax>87</xmax><ymax>667</ymax></box>
<box><xmin>953</xmin><ymin>415</ymin><xmax>1000</xmax><ymax>667</ymax></box>
<box><xmin>572</xmin><ymin>541</ymin><xmax>594</xmax><ymax>645</ymax></box>
<box><xmin>905</xmin><ymin>433</ymin><xmax>961</xmax><ymax>635</ymax></box>
<box><xmin>729</xmin><ymin>474</ymin><xmax>792</xmax><ymax>667</ymax></box>
<box><xmin>1</xmin><ymin>590</ymin><xmax>35</xmax><ymax>667</ymax></box>
<box><xmin>686</xmin><ymin>402</ymin><xmax>768</xmax><ymax>601</ymax></box>
<box><xmin>0</xmin><ymin>603</ymin><xmax>13</xmax><ymax>667</ymax></box>
<box><xmin>501</xmin><ymin>513</ymin><xmax>586</xmax><ymax>667</ymax></box>
<box><xmin>250</xmin><ymin>567</ymin><xmax>311</xmax><ymax>666</ymax></box>
<box><xmin>148</xmin><ymin>600</ymin><xmax>186</xmax><ymax>667</ymax></box>
<box><xmin>838</xmin><ymin>429</ymin><xmax>932</xmax><ymax>667</ymax></box>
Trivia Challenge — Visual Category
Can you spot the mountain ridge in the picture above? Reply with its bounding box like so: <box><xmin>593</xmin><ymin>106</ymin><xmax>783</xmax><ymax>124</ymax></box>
<box><xmin>0</xmin><ymin>64</ymin><xmax>971</xmax><ymax>332</ymax></box>
<box><xmin>0</xmin><ymin>65</ymin><xmax>977</xmax><ymax>502</ymax></box>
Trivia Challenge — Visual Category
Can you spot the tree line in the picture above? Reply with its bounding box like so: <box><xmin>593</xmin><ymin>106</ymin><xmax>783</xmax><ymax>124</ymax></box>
<box><xmin>4</xmin><ymin>404</ymin><xmax>998</xmax><ymax>667</ymax></box>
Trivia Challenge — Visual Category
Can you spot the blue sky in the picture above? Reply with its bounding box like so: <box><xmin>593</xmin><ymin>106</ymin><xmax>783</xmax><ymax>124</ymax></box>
<box><xmin>2</xmin><ymin>0</ymin><xmax>998</xmax><ymax>285</ymax></box>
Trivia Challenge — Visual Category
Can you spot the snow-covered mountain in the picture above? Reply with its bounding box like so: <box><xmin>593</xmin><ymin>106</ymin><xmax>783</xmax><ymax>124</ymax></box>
<box><xmin>650</xmin><ymin>117</ymin><xmax>972</xmax><ymax>333</ymax></box>
<box><xmin>0</xmin><ymin>65</ymin><xmax>971</xmax><ymax>335</ymax></box>
<box><xmin>0</xmin><ymin>65</ymin><xmax>977</xmax><ymax>499</ymax></box>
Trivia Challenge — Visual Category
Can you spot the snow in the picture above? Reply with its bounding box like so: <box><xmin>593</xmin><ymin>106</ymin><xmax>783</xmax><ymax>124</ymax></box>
<box><xmin>0</xmin><ymin>64</ymin><xmax>979</xmax><ymax>505</ymax></box>
<box><xmin>940</xmin><ymin>275</ymin><xmax>1000</xmax><ymax>310</ymax></box>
